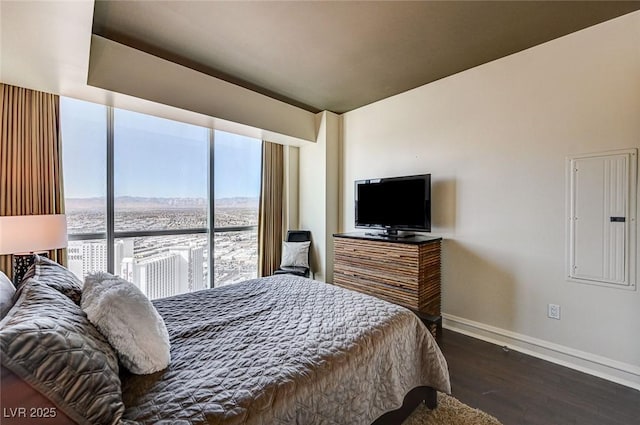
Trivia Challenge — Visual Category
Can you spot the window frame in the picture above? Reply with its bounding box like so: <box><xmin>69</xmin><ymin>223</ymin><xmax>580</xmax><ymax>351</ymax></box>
<box><xmin>66</xmin><ymin>103</ymin><xmax>259</xmax><ymax>289</ymax></box>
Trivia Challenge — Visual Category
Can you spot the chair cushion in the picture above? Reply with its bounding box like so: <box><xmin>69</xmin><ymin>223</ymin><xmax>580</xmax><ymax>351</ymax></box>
<box><xmin>274</xmin><ymin>266</ymin><xmax>309</xmax><ymax>277</ymax></box>
<box><xmin>280</xmin><ymin>241</ymin><xmax>311</xmax><ymax>268</ymax></box>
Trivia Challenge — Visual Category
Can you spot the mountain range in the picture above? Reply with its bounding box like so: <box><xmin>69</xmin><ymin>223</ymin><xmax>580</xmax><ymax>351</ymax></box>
<box><xmin>66</xmin><ymin>196</ymin><xmax>258</xmax><ymax>210</ymax></box>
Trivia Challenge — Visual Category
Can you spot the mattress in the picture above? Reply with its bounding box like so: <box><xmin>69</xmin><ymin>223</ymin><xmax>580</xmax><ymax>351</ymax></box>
<box><xmin>121</xmin><ymin>275</ymin><xmax>450</xmax><ymax>425</ymax></box>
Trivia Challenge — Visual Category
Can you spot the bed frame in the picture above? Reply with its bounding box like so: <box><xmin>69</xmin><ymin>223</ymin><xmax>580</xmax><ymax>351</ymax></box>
<box><xmin>3</xmin><ymin>363</ymin><xmax>437</xmax><ymax>425</ymax></box>
<box><xmin>371</xmin><ymin>386</ymin><xmax>437</xmax><ymax>425</ymax></box>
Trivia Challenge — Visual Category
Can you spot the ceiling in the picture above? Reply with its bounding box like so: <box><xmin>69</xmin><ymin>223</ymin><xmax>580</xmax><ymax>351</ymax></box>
<box><xmin>92</xmin><ymin>1</ymin><xmax>640</xmax><ymax>114</ymax></box>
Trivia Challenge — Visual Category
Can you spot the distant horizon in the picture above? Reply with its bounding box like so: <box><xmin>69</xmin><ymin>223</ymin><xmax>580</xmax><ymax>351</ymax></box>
<box><xmin>66</xmin><ymin>196</ymin><xmax>259</xmax><ymax>210</ymax></box>
<box><xmin>66</xmin><ymin>195</ymin><xmax>260</xmax><ymax>200</ymax></box>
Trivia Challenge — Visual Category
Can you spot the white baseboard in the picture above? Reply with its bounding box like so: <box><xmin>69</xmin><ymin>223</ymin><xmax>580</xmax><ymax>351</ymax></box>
<box><xmin>442</xmin><ymin>313</ymin><xmax>640</xmax><ymax>392</ymax></box>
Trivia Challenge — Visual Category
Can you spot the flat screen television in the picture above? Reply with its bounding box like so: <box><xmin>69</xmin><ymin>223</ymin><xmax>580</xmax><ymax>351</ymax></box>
<box><xmin>355</xmin><ymin>174</ymin><xmax>431</xmax><ymax>237</ymax></box>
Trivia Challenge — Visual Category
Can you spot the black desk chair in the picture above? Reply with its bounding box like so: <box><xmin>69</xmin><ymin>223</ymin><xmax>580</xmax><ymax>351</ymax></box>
<box><xmin>273</xmin><ymin>230</ymin><xmax>311</xmax><ymax>278</ymax></box>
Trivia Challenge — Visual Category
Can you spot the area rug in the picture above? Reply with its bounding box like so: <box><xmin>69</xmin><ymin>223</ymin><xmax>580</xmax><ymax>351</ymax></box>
<box><xmin>402</xmin><ymin>393</ymin><xmax>502</xmax><ymax>425</ymax></box>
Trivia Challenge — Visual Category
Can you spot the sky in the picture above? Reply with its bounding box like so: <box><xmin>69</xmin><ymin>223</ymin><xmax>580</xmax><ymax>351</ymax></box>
<box><xmin>61</xmin><ymin>97</ymin><xmax>262</xmax><ymax>199</ymax></box>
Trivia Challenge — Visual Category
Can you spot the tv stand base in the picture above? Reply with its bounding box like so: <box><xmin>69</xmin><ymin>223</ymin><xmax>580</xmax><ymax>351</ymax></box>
<box><xmin>364</xmin><ymin>231</ymin><xmax>415</xmax><ymax>239</ymax></box>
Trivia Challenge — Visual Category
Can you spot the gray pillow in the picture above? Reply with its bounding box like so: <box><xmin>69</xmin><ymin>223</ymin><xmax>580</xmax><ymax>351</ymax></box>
<box><xmin>82</xmin><ymin>272</ymin><xmax>171</xmax><ymax>375</ymax></box>
<box><xmin>280</xmin><ymin>241</ymin><xmax>311</xmax><ymax>268</ymax></box>
<box><xmin>0</xmin><ymin>271</ymin><xmax>15</xmax><ymax>319</ymax></box>
<box><xmin>18</xmin><ymin>255</ymin><xmax>82</xmax><ymax>304</ymax></box>
<box><xmin>0</xmin><ymin>278</ymin><xmax>125</xmax><ymax>424</ymax></box>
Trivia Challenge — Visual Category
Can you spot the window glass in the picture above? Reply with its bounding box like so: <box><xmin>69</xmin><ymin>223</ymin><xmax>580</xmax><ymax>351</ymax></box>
<box><xmin>114</xmin><ymin>109</ymin><xmax>209</xmax><ymax>232</ymax></box>
<box><xmin>61</xmin><ymin>98</ymin><xmax>107</xmax><ymax>234</ymax></box>
<box><xmin>61</xmin><ymin>99</ymin><xmax>263</xmax><ymax>292</ymax></box>
<box><xmin>213</xmin><ymin>130</ymin><xmax>261</xmax><ymax>228</ymax></box>
<box><xmin>214</xmin><ymin>229</ymin><xmax>258</xmax><ymax>287</ymax></box>
<box><xmin>213</xmin><ymin>131</ymin><xmax>261</xmax><ymax>286</ymax></box>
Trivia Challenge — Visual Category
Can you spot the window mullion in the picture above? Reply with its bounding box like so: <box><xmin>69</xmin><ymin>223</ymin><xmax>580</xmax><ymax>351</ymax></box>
<box><xmin>106</xmin><ymin>106</ymin><xmax>115</xmax><ymax>273</ymax></box>
<box><xmin>208</xmin><ymin>128</ymin><xmax>215</xmax><ymax>288</ymax></box>
<box><xmin>114</xmin><ymin>228</ymin><xmax>208</xmax><ymax>239</ymax></box>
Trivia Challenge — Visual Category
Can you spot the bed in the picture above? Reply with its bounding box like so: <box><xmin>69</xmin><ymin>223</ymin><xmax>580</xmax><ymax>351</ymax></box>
<box><xmin>0</xmin><ymin>261</ymin><xmax>450</xmax><ymax>425</ymax></box>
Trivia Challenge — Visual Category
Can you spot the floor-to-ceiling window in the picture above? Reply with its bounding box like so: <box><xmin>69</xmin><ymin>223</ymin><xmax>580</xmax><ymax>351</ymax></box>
<box><xmin>62</xmin><ymin>99</ymin><xmax>109</xmax><ymax>280</ymax></box>
<box><xmin>213</xmin><ymin>130</ymin><xmax>261</xmax><ymax>286</ymax></box>
<box><xmin>61</xmin><ymin>97</ymin><xmax>261</xmax><ymax>297</ymax></box>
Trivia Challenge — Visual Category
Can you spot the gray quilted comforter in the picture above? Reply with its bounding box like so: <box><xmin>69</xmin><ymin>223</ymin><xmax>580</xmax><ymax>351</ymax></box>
<box><xmin>121</xmin><ymin>275</ymin><xmax>450</xmax><ymax>425</ymax></box>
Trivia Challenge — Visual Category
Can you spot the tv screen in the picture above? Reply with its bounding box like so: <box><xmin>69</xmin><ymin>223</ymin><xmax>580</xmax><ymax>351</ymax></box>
<box><xmin>355</xmin><ymin>174</ymin><xmax>431</xmax><ymax>234</ymax></box>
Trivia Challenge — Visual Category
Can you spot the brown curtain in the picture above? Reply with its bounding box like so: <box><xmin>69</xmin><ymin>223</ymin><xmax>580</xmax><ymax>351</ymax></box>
<box><xmin>257</xmin><ymin>141</ymin><xmax>284</xmax><ymax>277</ymax></box>
<box><xmin>0</xmin><ymin>83</ymin><xmax>66</xmax><ymax>280</ymax></box>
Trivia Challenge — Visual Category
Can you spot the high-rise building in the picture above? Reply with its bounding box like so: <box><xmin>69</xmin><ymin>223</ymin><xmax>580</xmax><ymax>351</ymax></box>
<box><xmin>114</xmin><ymin>239</ymin><xmax>133</xmax><ymax>275</ymax></box>
<box><xmin>170</xmin><ymin>245</ymin><xmax>205</xmax><ymax>292</ymax></box>
<box><xmin>121</xmin><ymin>253</ymin><xmax>186</xmax><ymax>299</ymax></box>
<box><xmin>68</xmin><ymin>241</ymin><xmax>107</xmax><ymax>279</ymax></box>
<box><xmin>67</xmin><ymin>243</ymin><xmax>84</xmax><ymax>279</ymax></box>
<box><xmin>119</xmin><ymin>243</ymin><xmax>204</xmax><ymax>299</ymax></box>
<box><xmin>84</xmin><ymin>242</ymin><xmax>107</xmax><ymax>276</ymax></box>
<box><xmin>69</xmin><ymin>240</ymin><xmax>132</xmax><ymax>280</ymax></box>
<box><xmin>69</xmin><ymin>238</ymin><xmax>206</xmax><ymax>299</ymax></box>
<box><xmin>190</xmin><ymin>245</ymin><xmax>205</xmax><ymax>291</ymax></box>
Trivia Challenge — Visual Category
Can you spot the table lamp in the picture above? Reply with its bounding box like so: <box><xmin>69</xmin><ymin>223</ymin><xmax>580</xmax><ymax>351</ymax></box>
<box><xmin>0</xmin><ymin>214</ymin><xmax>68</xmax><ymax>286</ymax></box>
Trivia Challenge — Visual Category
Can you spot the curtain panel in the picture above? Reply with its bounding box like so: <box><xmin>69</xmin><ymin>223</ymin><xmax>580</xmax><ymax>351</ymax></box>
<box><xmin>257</xmin><ymin>141</ymin><xmax>284</xmax><ymax>277</ymax></box>
<box><xmin>0</xmin><ymin>83</ymin><xmax>66</xmax><ymax>280</ymax></box>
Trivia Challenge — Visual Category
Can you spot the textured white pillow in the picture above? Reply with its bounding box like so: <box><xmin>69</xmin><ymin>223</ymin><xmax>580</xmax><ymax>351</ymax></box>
<box><xmin>0</xmin><ymin>271</ymin><xmax>16</xmax><ymax>319</ymax></box>
<box><xmin>280</xmin><ymin>241</ymin><xmax>311</xmax><ymax>268</ymax></box>
<box><xmin>81</xmin><ymin>272</ymin><xmax>171</xmax><ymax>374</ymax></box>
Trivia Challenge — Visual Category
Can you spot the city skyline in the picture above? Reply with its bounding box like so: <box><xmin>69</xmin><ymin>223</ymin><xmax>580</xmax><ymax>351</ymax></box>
<box><xmin>64</xmin><ymin>199</ymin><xmax>258</xmax><ymax>234</ymax></box>
<box><xmin>65</xmin><ymin>195</ymin><xmax>259</xmax><ymax>204</ymax></box>
<box><xmin>65</xmin><ymin>202</ymin><xmax>259</xmax><ymax>294</ymax></box>
<box><xmin>69</xmin><ymin>238</ymin><xmax>208</xmax><ymax>299</ymax></box>
<box><xmin>68</xmin><ymin>230</ymin><xmax>258</xmax><ymax>298</ymax></box>
<box><xmin>61</xmin><ymin>96</ymin><xmax>261</xmax><ymax>297</ymax></box>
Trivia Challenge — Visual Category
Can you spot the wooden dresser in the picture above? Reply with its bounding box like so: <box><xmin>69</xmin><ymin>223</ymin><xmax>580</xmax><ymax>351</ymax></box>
<box><xmin>333</xmin><ymin>233</ymin><xmax>442</xmax><ymax>316</ymax></box>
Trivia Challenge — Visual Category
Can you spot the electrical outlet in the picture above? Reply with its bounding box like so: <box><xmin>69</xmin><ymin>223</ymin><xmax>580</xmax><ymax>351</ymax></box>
<box><xmin>548</xmin><ymin>304</ymin><xmax>561</xmax><ymax>320</ymax></box>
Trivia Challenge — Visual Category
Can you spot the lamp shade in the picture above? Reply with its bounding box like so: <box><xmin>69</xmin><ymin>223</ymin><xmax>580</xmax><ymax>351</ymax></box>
<box><xmin>0</xmin><ymin>214</ymin><xmax>68</xmax><ymax>255</ymax></box>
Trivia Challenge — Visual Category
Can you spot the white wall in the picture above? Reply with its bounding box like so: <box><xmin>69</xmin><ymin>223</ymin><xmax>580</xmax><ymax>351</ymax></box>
<box><xmin>283</xmin><ymin>146</ymin><xmax>300</xmax><ymax>232</ymax></box>
<box><xmin>299</xmin><ymin>112</ymin><xmax>341</xmax><ymax>282</ymax></box>
<box><xmin>341</xmin><ymin>12</ymin><xmax>640</xmax><ymax>387</ymax></box>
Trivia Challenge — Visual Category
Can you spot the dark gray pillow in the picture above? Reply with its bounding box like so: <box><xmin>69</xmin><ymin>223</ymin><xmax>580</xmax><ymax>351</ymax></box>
<box><xmin>0</xmin><ymin>271</ymin><xmax>15</xmax><ymax>319</ymax></box>
<box><xmin>0</xmin><ymin>278</ymin><xmax>125</xmax><ymax>425</ymax></box>
<box><xmin>17</xmin><ymin>254</ymin><xmax>82</xmax><ymax>304</ymax></box>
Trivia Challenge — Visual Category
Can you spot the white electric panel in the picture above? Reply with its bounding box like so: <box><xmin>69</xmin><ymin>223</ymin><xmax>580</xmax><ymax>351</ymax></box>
<box><xmin>568</xmin><ymin>149</ymin><xmax>637</xmax><ymax>289</ymax></box>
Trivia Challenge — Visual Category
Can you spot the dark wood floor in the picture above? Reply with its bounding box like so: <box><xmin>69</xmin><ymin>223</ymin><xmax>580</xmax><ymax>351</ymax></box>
<box><xmin>437</xmin><ymin>329</ymin><xmax>640</xmax><ymax>425</ymax></box>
